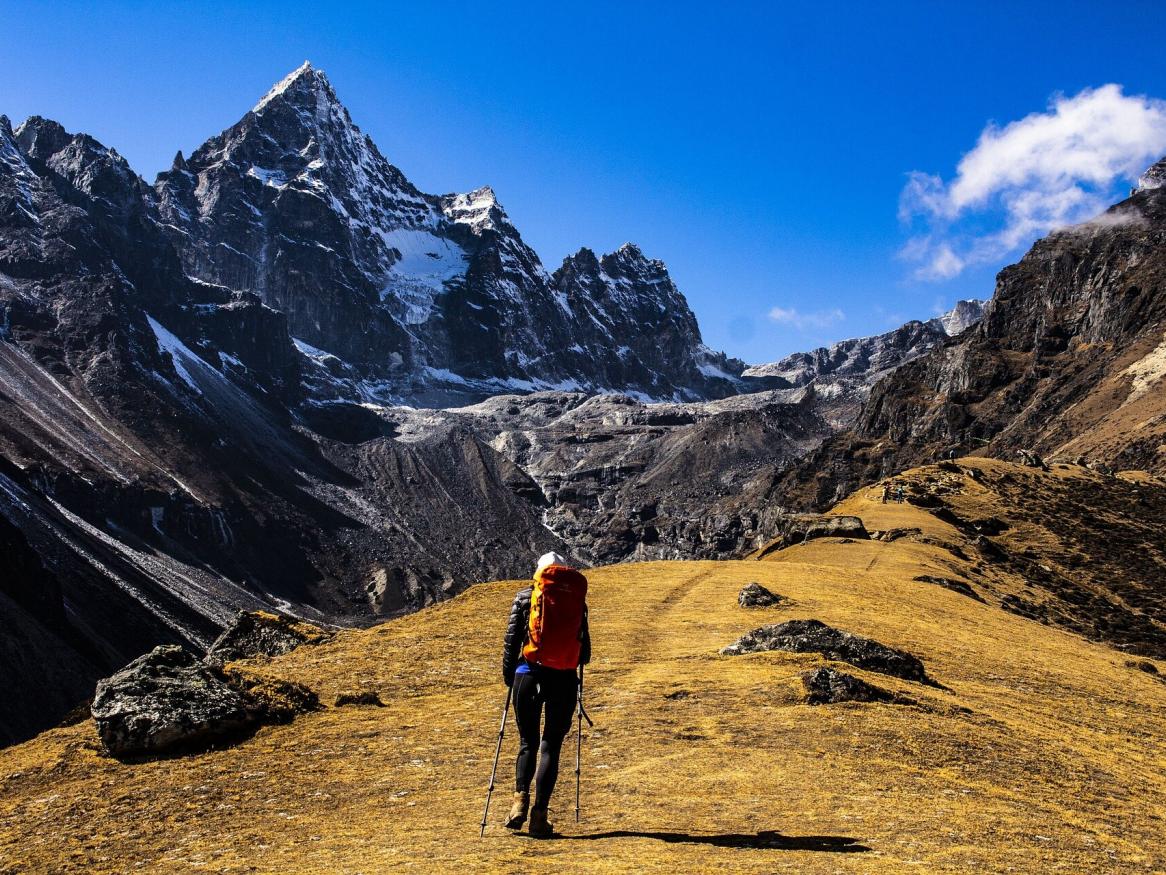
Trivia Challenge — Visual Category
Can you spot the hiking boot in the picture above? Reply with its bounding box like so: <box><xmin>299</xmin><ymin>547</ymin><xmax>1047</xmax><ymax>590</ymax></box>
<box><xmin>527</xmin><ymin>805</ymin><xmax>553</xmax><ymax>838</ymax></box>
<box><xmin>504</xmin><ymin>791</ymin><xmax>529</xmax><ymax>829</ymax></box>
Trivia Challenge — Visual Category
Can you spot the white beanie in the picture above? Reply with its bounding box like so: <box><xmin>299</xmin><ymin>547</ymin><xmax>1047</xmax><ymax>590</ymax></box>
<box><xmin>535</xmin><ymin>551</ymin><xmax>569</xmax><ymax>576</ymax></box>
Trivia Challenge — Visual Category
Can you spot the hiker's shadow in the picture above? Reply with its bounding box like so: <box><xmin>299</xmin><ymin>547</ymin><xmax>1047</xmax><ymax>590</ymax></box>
<box><xmin>571</xmin><ymin>829</ymin><xmax>870</xmax><ymax>853</ymax></box>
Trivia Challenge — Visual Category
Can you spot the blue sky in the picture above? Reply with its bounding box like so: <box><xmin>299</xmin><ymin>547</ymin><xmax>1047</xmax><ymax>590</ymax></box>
<box><xmin>4</xmin><ymin>1</ymin><xmax>1166</xmax><ymax>364</ymax></box>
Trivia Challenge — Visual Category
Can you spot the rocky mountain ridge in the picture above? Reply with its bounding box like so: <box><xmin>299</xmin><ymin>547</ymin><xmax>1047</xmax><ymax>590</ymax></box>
<box><xmin>742</xmin><ymin>300</ymin><xmax>985</xmax><ymax>427</ymax></box>
<box><xmin>151</xmin><ymin>61</ymin><xmax>743</xmax><ymax>404</ymax></box>
<box><xmin>378</xmin><ymin>296</ymin><xmax>985</xmax><ymax>571</ymax></box>
<box><xmin>0</xmin><ymin>107</ymin><xmax>569</xmax><ymax>744</ymax></box>
<box><xmin>774</xmin><ymin>180</ymin><xmax>1166</xmax><ymax>509</ymax></box>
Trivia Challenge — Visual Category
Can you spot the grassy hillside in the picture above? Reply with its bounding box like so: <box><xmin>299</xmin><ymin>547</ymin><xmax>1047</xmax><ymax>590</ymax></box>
<box><xmin>1</xmin><ymin>460</ymin><xmax>1164</xmax><ymax>873</ymax></box>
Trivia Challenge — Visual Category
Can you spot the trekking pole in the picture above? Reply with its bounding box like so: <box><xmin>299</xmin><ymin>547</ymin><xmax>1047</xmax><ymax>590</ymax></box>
<box><xmin>574</xmin><ymin>664</ymin><xmax>594</xmax><ymax>823</ymax></box>
<box><xmin>479</xmin><ymin>685</ymin><xmax>513</xmax><ymax>838</ymax></box>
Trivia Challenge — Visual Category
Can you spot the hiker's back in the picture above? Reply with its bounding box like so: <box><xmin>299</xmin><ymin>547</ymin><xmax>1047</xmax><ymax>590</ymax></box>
<box><xmin>523</xmin><ymin>565</ymin><xmax>588</xmax><ymax>671</ymax></box>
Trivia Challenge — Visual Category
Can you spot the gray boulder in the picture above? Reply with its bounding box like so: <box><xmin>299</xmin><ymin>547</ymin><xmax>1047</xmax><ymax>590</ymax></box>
<box><xmin>91</xmin><ymin>645</ymin><xmax>318</xmax><ymax>758</ymax></box>
<box><xmin>738</xmin><ymin>582</ymin><xmax>784</xmax><ymax>608</ymax></box>
<box><xmin>1016</xmin><ymin>449</ymin><xmax>1048</xmax><ymax>470</ymax></box>
<box><xmin>721</xmin><ymin>619</ymin><xmax>932</xmax><ymax>684</ymax></box>
<box><xmin>1088</xmin><ymin>460</ymin><xmax>1115</xmax><ymax>476</ymax></box>
<box><xmin>801</xmin><ymin>667</ymin><xmax>897</xmax><ymax>705</ymax></box>
<box><xmin>92</xmin><ymin>645</ymin><xmax>254</xmax><ymax>757</ymax></box>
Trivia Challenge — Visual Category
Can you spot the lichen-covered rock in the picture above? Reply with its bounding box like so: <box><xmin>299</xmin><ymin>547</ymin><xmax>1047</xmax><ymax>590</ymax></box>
<box><xmin>91</xmin><ymin>646</ymin><xmax>255</xmax><ymax>757</ymax></box>
<box><xmin>721</xmin><ymin>619</ymin><xmax>931</xmax><ymax>684</ymax></box>
<box><xmin>738</xmin><ymin>582</ymin><xmax>783</xmax><ymax>608</ymax></box>
<box><xmin>204</xmin><ymin>611</ymin><xmax>333</xmax><ymax>667</ymax></box>
<box><xmin>801</xmin><ymin>667</ymin><xmax>896</xmax><ymax>705</ymax></box>
<box><xmin>91</xmin><ymin>645</ymin><xmax>319</xmax><ymax>758</ymax></box>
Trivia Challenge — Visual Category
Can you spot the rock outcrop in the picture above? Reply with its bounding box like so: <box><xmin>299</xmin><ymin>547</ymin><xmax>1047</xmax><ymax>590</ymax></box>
<box><xmin>91</xmin><ymin>646</ymin><xmax>256</xmax><ymax>757</ymax></box>
<box><xmin>755</xmin><ymin>515</ymin><xmax>869</xmax><ymax>556</ymax></box>
<box><xmin>738</xmin><ymin>582</ymin><xmax>784</xmax><ymax>608</ymax></box>
<box><xmin>800</xmin><ymin>666</ymin><xmax>900</xmax><ymax>705</ymax></box>
<box><xmin>204</xmin><ymin>611</ymin><xmax>333</xmax><ymax>667</ymax></box>
<box><xmin>913</xmin><ymin>575</ymin><xmax>983</xmax><ymax>602</ymax></box>
<box><xmin>721</xmin><ymin>619</ymin><xmax>931</xmax><ymax>684</ymax></box>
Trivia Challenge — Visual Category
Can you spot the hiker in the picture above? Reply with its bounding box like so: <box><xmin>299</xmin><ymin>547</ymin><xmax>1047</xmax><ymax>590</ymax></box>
<box><xmin>501</xmin><ymin>551</ymin><xmax>591</xmax><ymax>838</ymax></box>
<box><xmin>896</xmin><ymin>484</ymin><xmax>905</xmax><ymax>503</ymax></box>
<box><xmin>881</xmin><ymin>484</ymin><xmax>891</xmax><ymax>504</ymax></box>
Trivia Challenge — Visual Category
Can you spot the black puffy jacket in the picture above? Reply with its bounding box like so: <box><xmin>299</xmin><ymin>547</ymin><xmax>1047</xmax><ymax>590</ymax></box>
<box><xmin>502</xmin><ymin>586</ymin><xmax>591</xmax><ymax>686</ymax></box>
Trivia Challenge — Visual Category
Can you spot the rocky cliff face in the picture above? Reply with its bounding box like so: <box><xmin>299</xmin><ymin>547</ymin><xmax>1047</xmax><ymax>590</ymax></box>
<box><xmin>384</xmin><ymin>389</ymin><xmax>833</xmax><ymax>567</ymax></box>
<box><xmin>550</xmin><ymin>244</ymin><xmax>745</xmax><ymax>399</ymax></box>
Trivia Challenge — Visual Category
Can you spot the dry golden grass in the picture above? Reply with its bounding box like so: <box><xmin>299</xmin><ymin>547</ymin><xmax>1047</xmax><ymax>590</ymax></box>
<box><xmin>2</xmin><ymin>461</ymin><xmax>1165</xmax><ymax>873</ymax></box>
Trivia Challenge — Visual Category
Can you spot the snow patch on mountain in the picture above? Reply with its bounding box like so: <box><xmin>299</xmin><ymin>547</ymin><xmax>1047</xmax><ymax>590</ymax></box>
<box><xmin>935</xmin><ymin>299</ymin><xmax>986</xmax><ymax>337</ymax></box>
<box><xmin>292</xmin><ymin>337</ymin><xmax>341</xmax><ymax>364</ymax></box>
<box><xmin>379</xmin><ymin>229</ymin><xmax>468</xmax><ymax>323</ymax></box>
<box><xmin>148</xmin><ymin>315</ymin><xmax>239</xmax><ymax>399</ymax></box>
<box><xmin>1137</xmin><ymin>156</ymin><xmax>1166</xmax><ymax>192</ymax></box>
<box><xmin>246</xmin><ymin>166</ymin><xmax>288</xmax><ymax>189</ymax></box>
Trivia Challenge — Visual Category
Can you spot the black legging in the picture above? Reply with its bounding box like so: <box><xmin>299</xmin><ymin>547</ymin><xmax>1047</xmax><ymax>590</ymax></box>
<box><xmin>513</xmin><ymin>667</ymin><xmax>577</xmax><ymax>805</ymax></box>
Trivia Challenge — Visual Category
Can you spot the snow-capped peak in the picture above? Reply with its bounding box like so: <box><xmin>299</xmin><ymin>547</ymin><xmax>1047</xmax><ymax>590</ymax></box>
<box><xmin>609</xmin><ymin>242</ymin><xmax>664</xmax><ymax>271</ymax></box>
<box><xmin>252</xmin><ymin>61</ymin><xmax>329</xmax><ymax>114</ymax></box>
<box><xmin>440</xmin><ymin>185</ymin><xmax>509</xmax><ymax>233</ymax></box>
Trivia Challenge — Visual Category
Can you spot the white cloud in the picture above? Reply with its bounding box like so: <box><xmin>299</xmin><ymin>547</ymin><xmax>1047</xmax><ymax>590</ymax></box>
<box><xmin>900</xmin><ymin>84</ymin><xmax>1166</xmax><ymax>280</ymax></box>
<box><xmin>768</xmin><ymin>306</ymin><xmax>845</xmax><ymax>330</ymax></box>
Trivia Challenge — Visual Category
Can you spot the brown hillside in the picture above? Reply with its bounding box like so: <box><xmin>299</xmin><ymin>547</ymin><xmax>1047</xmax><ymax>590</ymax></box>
<box><xmin>1</xmin><ymin>460</ymin><xmax>1164</xmax><ymax>873</ymax></box>
<box><xmin>815</xmin><ymin>457</ymin><xmax>1166</xmax><ymax>658</ymax></box>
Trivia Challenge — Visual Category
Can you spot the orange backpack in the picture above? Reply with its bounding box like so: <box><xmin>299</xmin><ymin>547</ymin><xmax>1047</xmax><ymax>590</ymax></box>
<box><xmin>522</xmin><ymin>565</ymin><xmax>588</xmax><ymax>670</ymax></box>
